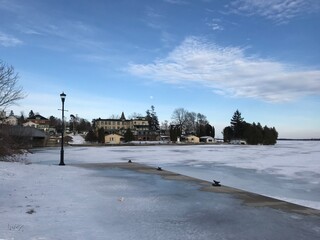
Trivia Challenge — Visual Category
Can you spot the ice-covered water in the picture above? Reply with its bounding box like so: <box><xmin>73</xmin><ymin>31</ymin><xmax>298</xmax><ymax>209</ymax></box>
<box><xmin>1</xmin><ymin>140</ymin><xmax>320</xmax><ymax>239</ymax></box>
<box><xmin>29</xmin><ymin>140</ymin><xmax>320</xmax><ymax>209</ymax></box>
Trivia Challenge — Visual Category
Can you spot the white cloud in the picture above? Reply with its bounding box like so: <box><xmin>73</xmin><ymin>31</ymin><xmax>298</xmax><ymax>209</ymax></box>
<box><xmin>128</xmin><ymin>37</ymin><xmax>320</xmax><ymax>102</ymax></box>
<box><xmin>0</xmin><ymin>32</ymin><xmax>22</xmax><ymax>47</ymax></box>
<box><xmin>229</xmin><ymin>0</ymin><xmax>320</xmax><ymax>24</ymax></box>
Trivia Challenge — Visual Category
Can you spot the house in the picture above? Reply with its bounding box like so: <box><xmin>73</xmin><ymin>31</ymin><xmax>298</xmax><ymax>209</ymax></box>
<box><xmin>200</xmin><ymin>136</ymin><xmax>215</xmax><ymax>143</ymax></box>
<box><xmin>230</xmin><ymin>139</ymin><xmax>247</xmax><ymax>145</ymax></box>
<box><xmin>183</xmin><ymin>135</ymin><xmax>200</xmax><ymax>143</ymax></box>
<box><xmin>105</xmin><ymin>134</ymin><xmax>124</xmax><ymax>144</ymax></box>
<box><xmin>160</xmin><ymin>135</ymin><xmax>170</xmax><ymax>142</ymax></box>
<box><xmin>27</xmin><ymin>114</ymin><xmax>50</xmax><ymax>132</ymax></box>
<box><xmin>3</xmin><ymin>115</ymin><xmax>19</xmax><ymax>125</ymax></box>
<box><xmin>0</xmin><ymin>125</ymin><xmax>47</xmax><ymax>147</ymax></box>
<box><xmin>23</xmin><ymin>121</ymin><xmax>38</xmax><ymax>128</ymax></box>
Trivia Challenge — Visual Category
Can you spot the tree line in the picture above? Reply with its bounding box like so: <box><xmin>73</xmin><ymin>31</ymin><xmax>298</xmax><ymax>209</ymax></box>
<box><xmin>169</xmin><ymin>108</ymin><xmax>215</xmax><ymax>141</ymax></box>
<box><xmin>223</xmin><ymin>110</ymin><xmax>278</xmax><ymax>145</ymax></box>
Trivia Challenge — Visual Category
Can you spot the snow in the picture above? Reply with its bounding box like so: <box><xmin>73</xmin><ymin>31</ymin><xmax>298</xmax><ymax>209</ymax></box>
<box><xmin>68</xmin><ymin>134</ymin><xmax>86</xmax><ymax>144</ymax></box>
<box><xmin>1</xmin><ymin>140</ymin><xmax>320</xmax><ymax>239</ymax></box>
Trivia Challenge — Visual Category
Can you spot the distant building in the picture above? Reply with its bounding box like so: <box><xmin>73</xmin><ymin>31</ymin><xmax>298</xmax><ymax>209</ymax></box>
<box><xmin>200</xmin><ymin>136</ymin><xmax>215</xmax><ymax>143</ymax></box>
<box><xmin>183</xmin><ymin>135</ymin><xmax>200</xmax><ymax>143</ymax></box>
<box><xmin>105</xmin><ymin>134</ymin><xmax>124</xmax><ymax>144</ymax></box>
<box><xmin>2</xmin><ymin>115</ymin><xmax>19</xmax><ymax>125</ymax></box>
<box><xmin>23</xmin><ymin>121</ymin><xmax>38</xmax><ymax>128</ymax></box>
<box><xmin>0</xmin><ymin>125</ymin><xmax>47</xmax><ymax>147</ymax></box>
<box><xmin>230</xmin><ymin>139</ymin><xmax>247</xmax><ymax>145</ymax></box>
<box><xmin>27</xmin><ymin>114</ymin><xmax>50</xmax><ymax>132</ymax></box>
<box><xmin>93</xmin><ymin>112</ymin><xmax>159</xmax><ymax>141</ymax></box>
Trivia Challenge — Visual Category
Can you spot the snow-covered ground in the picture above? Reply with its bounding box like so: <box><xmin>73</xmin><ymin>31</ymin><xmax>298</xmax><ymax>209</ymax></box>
<box><xmin>1</xmin><ymin>140</ymin><xmax>320</xmax><ymax>239</ymax></box>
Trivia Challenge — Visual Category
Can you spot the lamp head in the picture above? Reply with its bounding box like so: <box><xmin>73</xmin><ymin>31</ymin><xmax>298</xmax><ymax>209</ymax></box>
<box><xmin>60</xmin><ymin>92</ymin><xmax>66</xmax><ymax>102</ymax></box>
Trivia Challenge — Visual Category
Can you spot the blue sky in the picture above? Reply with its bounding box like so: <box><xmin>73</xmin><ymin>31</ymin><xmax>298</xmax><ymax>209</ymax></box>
<box><xmin>1</xmin><ymin>0</ymin><xmax>319</xmax><ymax>138</ymax></box>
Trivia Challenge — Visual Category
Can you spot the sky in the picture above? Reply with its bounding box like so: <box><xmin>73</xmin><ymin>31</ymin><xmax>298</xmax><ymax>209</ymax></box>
<box><xmin>0</xmin><ymin>0</ymin><xmax>320</xmax><ymax>138</ymax></box>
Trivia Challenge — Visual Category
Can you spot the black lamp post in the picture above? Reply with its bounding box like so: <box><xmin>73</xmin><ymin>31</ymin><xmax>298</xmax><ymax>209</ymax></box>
<box><xmin>59</xmin><ymin>92</ymin><xmax>66</xmax><ymax>165</ymax></box>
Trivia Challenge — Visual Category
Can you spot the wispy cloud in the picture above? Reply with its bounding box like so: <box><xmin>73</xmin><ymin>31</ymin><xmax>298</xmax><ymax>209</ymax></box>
<box><xmin>206</xmin><ymin>18</ymin><xmax>224</xmax><ymax>31</ymax></box>
<box><xmin>228</xmin><ymin>0</ymin><xmax>320</xmax><ymax>24</ymax></box>
<box><xmin>75</xmin><ymin>54</ymin><xmax>110</xmax><ymax>63</ymax></box>
<box><xmin>163</xmin><ymin>0</ymin><xmax>188</xmax><ymax>5</ymax></box>
<box><xmin>0</xmin><ymin>31</ymin><xmax>22</xmax><ymax>47</ymax></box>
<box><xmin>1</xmin><ymin>0</ymin><xmax>105</xmax><ymax>52</ymax></box>
<box><xmin>0</xmin><ymin>0</ymin><xmax>23</xmax><ymax>12</ymax></box>
<box><xmin>128</xmin><ymin>37</ymin><xmax>320</xmax><ymax>102</ymax></box>
<box><xmin>144</xmin><ymin>7</ymin><xmax>165</xmax><ymax>30</ymax></box>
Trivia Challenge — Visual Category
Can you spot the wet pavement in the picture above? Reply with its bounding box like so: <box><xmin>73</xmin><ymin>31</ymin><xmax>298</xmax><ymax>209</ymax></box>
<box><xmin>71</xmin><ymin>162</ymin><xmax>320</xmax><ymax>240</ymax></box>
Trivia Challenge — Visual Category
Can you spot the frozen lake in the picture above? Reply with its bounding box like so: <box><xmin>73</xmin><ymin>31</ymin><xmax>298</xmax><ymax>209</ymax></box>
<box><xmin>29</xmin><ymin>140</ymin><xmax>320</xmax><ymax>210</ymax></box>
<box><xmin>1</xmin><ymin>140</ymin><xmax>320</xmax><ymax>240</ymax></box>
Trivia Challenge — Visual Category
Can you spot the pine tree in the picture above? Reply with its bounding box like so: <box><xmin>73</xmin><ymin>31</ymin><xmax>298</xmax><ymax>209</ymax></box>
<box><xmin>146</xmin><ymin>105</ymin><xmax>160</xmax><ymax>131</ymax></box>
<box><xmin>223</xmin><ymin>126</ymin><xmax>233</xmax><ymax>142</ymax></box>
<box><xmin>124</xmin><ymin>128</ymin><xmax>134</xmax><ymax>142</ymax></box>
<box><xmin>85</xmin><ymin>130</ymin><xmax>98</xmax><ymax>142</ymax></box>
<box><xmin>230</xmin><ymin>110</ymin><xmax>245</xmax><ymax>139</ymax></box>
<box><xmin>29</xmin><ymin>110</ymin><xmax>35</xmax><ymax>118</ymax></box>
<box><xmin>97</xmin><ymin>128</ymin><xmax>105</xmax><ymax>143</ymax></box>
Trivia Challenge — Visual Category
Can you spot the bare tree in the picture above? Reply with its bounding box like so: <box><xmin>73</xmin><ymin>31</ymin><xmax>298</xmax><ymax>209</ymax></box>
<box><xmin>109</xmin><ymin>114</ymin><xmax>120</xmax><ymax>119</ymax></box>
<box><xmin>185</xmin><ymin>112</ymin><xmax>197</xmax><ymax>134</ymax></box>
<box><xmin>128</xmin><ymin>112</ymin><xmax>143</xmax><ymax>119</ymax></box>
<box><xmin>171</xmin><ymin>108</ymin><xmax>188</xmax><ymax>132</ymax></box>
<box><xmin>0</xmin><ymin>61</ymin><xmax>25</xmax><ymax>109</ymax></box>
<box><xmin>160</xmin><ymin>120</ymin><xmax>169</xmax><ymax>131</ymax></box>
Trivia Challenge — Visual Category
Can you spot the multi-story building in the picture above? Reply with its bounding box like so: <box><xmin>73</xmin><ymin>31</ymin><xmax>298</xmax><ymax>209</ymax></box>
<box><xmin>93</xmin><ymin>112</ymin><xmax>159</xmax><ymax>141</ymax></box>
<box><xmin>27</xmin><ymin>114</ymin><xmax>50</xmax><ymax>132</ymax></box>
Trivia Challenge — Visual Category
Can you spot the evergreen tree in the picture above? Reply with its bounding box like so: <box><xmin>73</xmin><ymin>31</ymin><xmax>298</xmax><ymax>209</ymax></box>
<box><xmin>223</xmin><ymin>126</ymin><xmax>233</xmax><ymax>142</ymax></box>
<box><xmin>97</xmin><ymin>127</ymin><xmax>105</xmax><ymax>143</ymax></box>
<box><xmin>224</xmin><ymin>110</ymin><xmax>278</xmax><ymax>145</ymax></box>
<box><xmin>204</xmin><ymin>123</ymin><xmax>213</xmax><ymax>137</ymax></box>
<box><xmin>146</xmin><ymin>105</ymin><xmax>160</xmax><ymax>131</ymax></box>
<box><xmin>18</xmin><ymin>112</ymin><xmax>25</xmax><ymax>125</ymax></box>
<box><xmin>170</xmin><ymin>125</ymin><xmax>181</xmax><ymax>142</ymax></box>
<box><xmin>212</xmin><ymin>125</ymin><xmax>215</xmax><ymax>138</ymax></box>
<box><xmin>124</xmin><ymin>128</ymin><xmax>134</xmax><ymax>142</ymax></box>
<box><xmin>230</xmin><ymin>110</ymin><xmax>244</xmax><ymax>138</ymax></box>
<box><xmin>263</xmin><ymin>126</ymin><xmax>278</xmax><ymax>145</ymax></box>
<box><xmin>29</xmin><ymin>110</ymin><xmax>35</xmax><ymax>118</ymax></box>
<box><xmin>85</xmin><ymin>130</ymin><xmax>98</xmax><ymax>142</ymax></box>
<box><xmin>76</xmin><ymin>119</ymin><xmax>91</xmax><ymax>133</ymax></box>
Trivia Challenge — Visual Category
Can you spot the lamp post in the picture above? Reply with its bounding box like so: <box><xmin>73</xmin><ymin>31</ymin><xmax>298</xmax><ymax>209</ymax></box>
<box><xmin>59</xmin><ymin>92</ymin><xmax>66</xmax><ymax>165</ymax></box>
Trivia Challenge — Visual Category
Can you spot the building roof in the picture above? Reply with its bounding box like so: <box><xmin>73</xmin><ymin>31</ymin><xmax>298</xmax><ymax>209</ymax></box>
<box><xmin>1</xmin><ymin>125</ymin><xmax>46</xmax><ymax>138</ymax></box>
<box><xmin>27</xmin><ymin>114</ymin><xmax>48</xmax><ymax>120</ymax></box>
<box><xmin>120</xmin><ymin>112</ymin><xmax>126</xmax><ymax>120</ymax></box>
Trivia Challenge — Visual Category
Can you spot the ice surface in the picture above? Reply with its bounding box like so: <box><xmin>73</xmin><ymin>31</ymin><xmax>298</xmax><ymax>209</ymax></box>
<box><xmin>29</xmin><ymin>140</ymin><xmax>320</xmax><ymax>209</ymax></box>
<box><xmin>1</xmin><ymin>140</ymin><xmax>320</xmax><ymax>239</ymax></box>
<box><xmin>1</xmin><ymin>162</ymin><xmax>319</xmax><ymax>240</ymax></box>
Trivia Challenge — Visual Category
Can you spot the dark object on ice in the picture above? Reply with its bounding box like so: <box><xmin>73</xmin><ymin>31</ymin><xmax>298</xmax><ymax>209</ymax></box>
<box><xmin>157</xmin><ymin>167</ymin><xmax>162</xmax><ymax>171</ymax></box>
<box><xmin>26</xmin><ymin>209</ymin><xmax>36</xmax><ymax>214</ymax></box>
<box><xmin>212</xmin><ymin>180</ymin><xmax>221</xmax><ymax>187</ymax></box>
<box><xmin>128</xmin><ymin>160</ymin><xmax>132</xmax><ymax>163</ymax></box>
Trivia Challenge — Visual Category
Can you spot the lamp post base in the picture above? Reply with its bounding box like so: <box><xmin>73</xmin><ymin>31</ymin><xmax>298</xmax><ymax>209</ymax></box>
<box><xmin>59</xmin><ymin>149</ymin><xmax>65</xmax><ymax>166</ymax></box>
